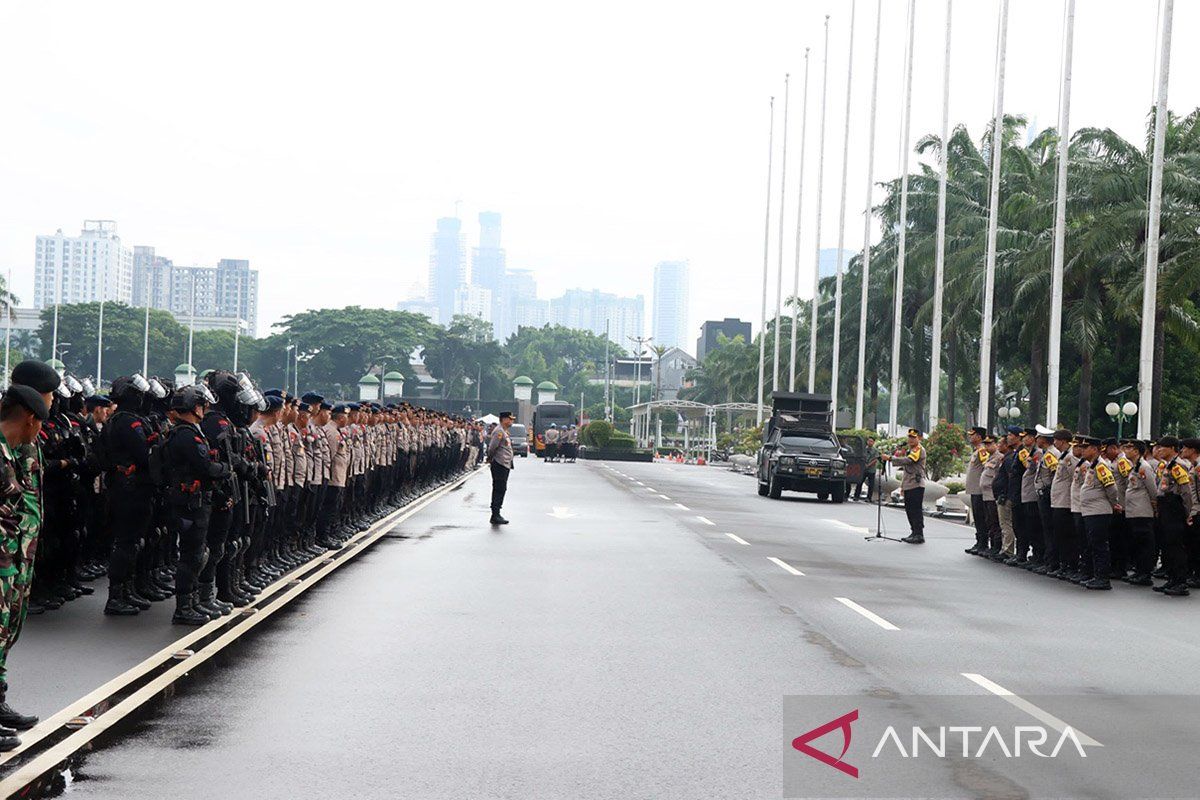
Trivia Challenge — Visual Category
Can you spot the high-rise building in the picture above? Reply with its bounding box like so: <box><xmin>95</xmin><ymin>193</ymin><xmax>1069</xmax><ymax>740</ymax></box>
<box><xmin>652</xmin><ymin>260</ymin><xmax>690</xmax><ymax>352</ymax></box>
<box><xmin>696</xmin><ymin>317</ymin><xmax>752</xmax><ymax>362</ymax></box>
<box><xmin>428</xmin><ymin>217</ymin><xmax>467</xmax><ymax>325</ymax></box>
<box><xmin>471</xmin><ymin>212</ymin><xmax>506</xmax><ymax>295</ymax></box>
<box><xmin>34</xmin><ymin>220</ymin><xmax>133</xmax><ymax>309</ymax></box>
<box><xmin>495</xmin><ymin>268</ymin><xmax>538</xmax><ymax>340</ymax></box>
<box><xmin>131</xmin><ymin>245</ymin><xmax>173</xmax><ymax>308</ymax></box>
<box><xmin>161</xmin><ymin>259</ymin><xmax>259</xmax><ymax>336</ymax></box>
<box><xmin>549</xmin><ymin>289</ymin><xmax>643</xmax><ymax>346</ymax></box>
<box><xmin>453</xmin><ymin>284</ymin><xmax>493</xmax><ymax>322</ymax></box>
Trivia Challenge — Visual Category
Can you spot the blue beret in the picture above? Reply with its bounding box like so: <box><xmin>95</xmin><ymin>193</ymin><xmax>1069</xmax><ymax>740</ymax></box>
<box><xmin>319</xmin><ymin>401</ymin><xmax>332</xmax><ymax>411</ymax></box>
<box><xmin>263</xmin><ymin>388</ymin><xmax>283</xmax><ymax>398</ymax></box>
<box><xmin>1005</xmin><ymin>425</ymin><xmax>1022</xmax><ymax>435</ymax></box>
<box><xmin>301</xmin><ymin>392</ymin><xmax>324</xmax><ymax>405</ymax></box>
<box><xmin>264</xmin><ymin>395</ymin><xmax>284</xmax><ymax>410</ymax></box>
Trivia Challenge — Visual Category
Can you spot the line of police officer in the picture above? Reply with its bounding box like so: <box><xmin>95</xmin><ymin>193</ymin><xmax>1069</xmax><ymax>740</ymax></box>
<box><xmin>0</xmin><ymin>360</ymin><xmax>485</xmax><ymax>751</ymax></box>
<box><xmin>964</xmin><ymin>424</ymin><xmax>1199</xmax><ymax>595</ymax></box>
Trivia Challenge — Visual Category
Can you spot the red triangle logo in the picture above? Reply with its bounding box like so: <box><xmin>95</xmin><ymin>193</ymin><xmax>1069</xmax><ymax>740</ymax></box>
<box><xmin>791</xmin><ymin>709</ymin><xmax>859</xmax><ymax>779</ymax></box>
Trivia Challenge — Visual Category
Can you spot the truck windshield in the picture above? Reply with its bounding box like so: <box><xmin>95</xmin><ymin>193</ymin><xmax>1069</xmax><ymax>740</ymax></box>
<box><xmin>510</xmin><ymin>424</ymin><xmax>527</xmax><ymax>439</ymax></box>
<box><xmin>778</xmin><ymin>434</ymin><xmax>838</xmax><ymax>451</ymax></box>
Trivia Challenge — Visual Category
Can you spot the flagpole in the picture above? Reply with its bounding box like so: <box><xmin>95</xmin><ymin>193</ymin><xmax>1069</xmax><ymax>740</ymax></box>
<box><xmin>51</xmin><ymin>246</ymin><xmax>62</xmax><ymax>363</ymax></box>
<box><xmin>96</xmin><ymin>261</ymin><xmax>106</xmax><ymax>386</ymax></box>
<box><xmin>187</xmin><ymin>270</ymin><xmax>196</xmax><ymax>369</ymax></box>
<box><xmin>789</xmin><ymin>49</ymin><xmax>811</xmax><ymax>392</ymax></box>
<box><xmin>854</xmin><ymin>0</ymin><xmax>883</xmax><ymax>430</ymax></box>
<box><xmin>976</xmin><ymin>0</ymin><xmax>1010</xmax><ymax>428</ymax></box>
<box><xmin>756</xmin><ymin>96</ymin><xmax>775</xmax><ymax>425</ymax></box>
<box><xmin>927</xmin><ymin>0</ymin><xmax>954</xmax><ymax>433</ymax></box>
<box><xmin>233</xmin><ymin>275</ymin><xmax>242</xmax><ymax>371</ymax></box>
<box><xmin>887</xmin><ymin>0</ymin><xmax>916</xmax><ymax>433</ymax></box>
<box><xmin>142</xmin><ymin>276</ymin><xmax>151</xmax><ymax>376</ymax></box>
<box><xmin>1138</xmin><ymin>0</ymin><xmax>1173</xmax><ymax>439</ymax></box>
<box><xmin>772</xmin><ymin>74</ymin><xmax>791</xmax><ymax>391</ymax></box>
<box><xmin>829</xmin><ymin>0</ymin><xmax>857</xmax><ymax>420</ymax></box>
<box><xmin>3</xmin><ymin>270</ymin><xmax>12</xmax><ymax>388</ymax></box>
<box><xmin>1046</xmin><ymin>0</ymin><xmax>1075</xmax><ymax>429</ymax></box>
<box><xmin>808</xmin><ymin>15</ymin><xmax>831</xmax><ymax>394</ymax></box>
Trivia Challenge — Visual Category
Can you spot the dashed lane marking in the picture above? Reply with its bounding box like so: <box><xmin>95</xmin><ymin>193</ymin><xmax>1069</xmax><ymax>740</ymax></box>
<box><xmin>960</xmin><ymin>673</ymin><xmax>1103</xmax><ymax>747</ymax></box>
<box><xmin>835</xmin><ymin>597</ymin><xmax>900</xmax><ymax>630</ymax></box>
<box><xmin>768</xmin><ymin>556</ymin><xmax>804</xmax><ymax>575</ymax></box>
<box><xmin>725</xmin><ymin>533</ymin><xmax>750</xmax><ymax>545</ymax></box>
<box><xmin>823</xmin><ymin>518</ymin><xmax>870</xmax><ymax>534</ymax></box>
<box><xmin>674</xmin><ymin>503</ymin><xmax>691</xmax><ymax>511</ymax></box>
<box><xmin>696</xmin><ymin>516</ymin><xmax>715</xmax><ymax>525</ymax></box>
<box><xmin>657</xmin><ymin>494</ymin><xmax>671</xmax><ymax>500</ymax></box>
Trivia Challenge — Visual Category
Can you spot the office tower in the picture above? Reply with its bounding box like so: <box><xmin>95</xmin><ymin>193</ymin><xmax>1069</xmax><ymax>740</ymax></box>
<box><xmin>34</xmin><ymin>220</ymin><xmax>133</xmax><ymax>308</ymax></box>
<box><xmin>428</xmin><ymin>217</ymin><xmax>466</xmax><ymax>325</ymax></box>
<box><xmin>652</xmin><ymin>260</ymin><xmax>689</xmax><ymax>351</ymax></box>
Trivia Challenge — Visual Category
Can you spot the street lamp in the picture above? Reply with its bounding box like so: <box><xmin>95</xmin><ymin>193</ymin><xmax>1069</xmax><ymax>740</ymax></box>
<box><xmin>996</xmin><ymin>394</ymin><xmax>1021</xmax><ymax>430</ymax></box>
<box><xmin>1105</xmin><ymin>385</ymin><xmax>1137</xmax><ymax>439</ymax></box>
<box><xmin>513</xmin><ymin>376</ymin><xmax>534</xmax><ymax>428</ymax></box>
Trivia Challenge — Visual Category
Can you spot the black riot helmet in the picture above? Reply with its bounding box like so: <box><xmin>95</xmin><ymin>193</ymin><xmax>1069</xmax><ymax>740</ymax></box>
<box><xmin>110</xmin><ymin>374</ymin><xmax>151</xmax><ymax>405</ymax></box>
<box><xmin>170</xmin><ymin>386</ymin><xmax>207</xmax><ymax>416</ymax></box>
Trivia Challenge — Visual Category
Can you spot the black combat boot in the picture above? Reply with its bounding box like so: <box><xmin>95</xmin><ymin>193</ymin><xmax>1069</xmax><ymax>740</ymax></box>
<box><xmin>103</xmin><ymin>583</ymin><xmax>141</xmax><ymax>616</ymax></box>
<box><xmin>172</xmin><ymin>593</ymin><xmax>211</xmax><ymax>626</ymax></box>
<box><xmin>197</xmin><ymin>583</ymin><xmax>230</xmax><ymax>617</ymax></box>
<box><xmin>901</xmin><ymin>533</ymin><xmax>924</xmax><ymax>544</ymax></box>
<box><xmin>125</xmin><ymin>582</ymin><xmax>153</xmax><ymax>611</ymax></box>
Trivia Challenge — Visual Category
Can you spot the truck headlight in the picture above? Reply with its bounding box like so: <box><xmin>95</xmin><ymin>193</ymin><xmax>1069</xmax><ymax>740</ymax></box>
<box><xmin>831</xmin><ymin>459</ymin><xmax>846</xmax><ymax>474</ymax></box>
<box><xmin>779</xmin><ymin>456</ymin><xmax>794</xmax><ymax>465</ymax></box>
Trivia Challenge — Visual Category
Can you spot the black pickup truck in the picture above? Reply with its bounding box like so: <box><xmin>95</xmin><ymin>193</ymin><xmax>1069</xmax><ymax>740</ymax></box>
<box><xmin>756</xmin><ymin>392</ymin><xmax>847</xmax><ymax>502</ymax></box>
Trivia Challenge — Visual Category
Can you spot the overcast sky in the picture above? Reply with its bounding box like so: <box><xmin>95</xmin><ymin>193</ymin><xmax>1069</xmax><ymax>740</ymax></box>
<box><xmin>1</xmin><ymin>0</ymin><xmax>1195</xmax><ymax>342</ymax></box>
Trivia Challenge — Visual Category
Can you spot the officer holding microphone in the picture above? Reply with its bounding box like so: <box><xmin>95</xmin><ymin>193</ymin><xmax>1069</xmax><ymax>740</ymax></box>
<box><xmin>881</xmin><ymin>428</ymin><xmax>927</xmax><ymax>544</ymax></box>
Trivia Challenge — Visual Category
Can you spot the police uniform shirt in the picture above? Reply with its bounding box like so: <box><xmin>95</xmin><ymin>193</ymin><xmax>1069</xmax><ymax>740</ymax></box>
<box><xmin>1049</xmin><ymin>448</ymin><xmax>1076</xmax><ymax>510</ymax></box>
<box><xmin>1080</xmin><ymin>457</ymin><xmax>1119</xmax><ymax>517</ymax></box>
<box><xmin>1123</xmin><ymin>458</ymin><xmax>1158</xmax><ymax>519</ymax></box>
<box><xmin>965</xmin><ymin>445</ymin><xmax>987</xmax><ymax>496</ymax></box>
<box><xmin>1035</xmin><ymin>445</ymin><xmax>1057</xmax><ymax>493</ymax></box>
<box><xmin>980</xmin><ymin>450</ymin><xmax>1000</xmax><ymax>502</ymax></box>
<box><xmin>1019</xmin><ymin>446</ymin><xmax>1041</xmax><ymax>503</ymax></box>
<box><xmin>287</xmin><ymin>422</ymin><xmax>307</xmax><ymax>487</ymax></box>
<box><xmin>328</xmin><ymin>423</ymin><xmax>350</xmax><ymax>488</ymax></box>
<box><xmin>1070</xmin><ymin>457</ymin><xmax>1086</xmax><ymax>514</ymax></box>
<box><xmin>898</xmin><ymin>444</ymin><xmax>926</xmax><ymax>490</ymax></box>
<box><xmin>1113</xmin><ymin>453</ymin><xmax>1133</xmax><ymax>506</ymax></box>
<box><xmin>1159</xmin><ymin>457</ymin><xmax>1195</xmax><ymax>518</ymax></box>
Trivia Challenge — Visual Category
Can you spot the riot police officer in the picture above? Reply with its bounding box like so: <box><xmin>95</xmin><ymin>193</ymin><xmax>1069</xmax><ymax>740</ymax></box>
<box><xmin>103</xmin><ymin>374</ymin><xmax>155</xmax><ymax>616</ymax></box>
<box><xmin>165</xmin><ymin>385</ymin><xmax>230</xmax><ymax>625</ymax></box>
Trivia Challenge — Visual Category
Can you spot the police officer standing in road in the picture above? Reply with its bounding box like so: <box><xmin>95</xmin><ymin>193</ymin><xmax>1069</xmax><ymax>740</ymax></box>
<box><xmin>487</xmin><ymin>411</ymin><xmax>514</xmax><ymax>525</ymax></box>
<box><xmin>881</xmin><ymin>428</ymin><xmax>926</xmax><ymax>544</ymax></box>
<box><xmin>1078</xmin><ymin>435</ymin><xmax>1121</xmax><ymax>590</ymax></box>
<box><xmin>964</xmin><ymin>426</ymin><xmax>989</xmax><ymax>555</ymax></box>
<box><xmin>103</xmin><ymin>374</ymin><xmax>155</xmax><ymax>616</ymax></box>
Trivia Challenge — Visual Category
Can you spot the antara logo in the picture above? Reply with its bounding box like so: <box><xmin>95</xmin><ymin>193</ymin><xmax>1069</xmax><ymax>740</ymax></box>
<box><xmin>792</xmin><ymin>709</ymin><xmax>859</xmax><ymax>779</ymax></box>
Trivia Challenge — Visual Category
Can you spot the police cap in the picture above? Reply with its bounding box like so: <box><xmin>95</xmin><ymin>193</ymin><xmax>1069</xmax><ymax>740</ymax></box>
<box><xmin>1159</xmin><ymin>435</ymin><xmax>1181</xmax><ymax>450</ymax></box>
<box><xmin>11</xmin><ymin>360</ymin><xmax>61</xmax><ymax>393</ymax></box>
<box><xmin>969</xmin><ymin>426</ymin><xmax>987</xmax><ymax>437</ymax></box>
<box><xmin>3</xmin><ymin>384</ymin><xmax>49</xmax><ymax>420</ymax></box>
<box><xmin>301</xmin><ymin>392</ymin><xmax>324</xmax><ymax>405</ymax></box>
<box><xmin>1053</xmin><ymin>429</ymin><xmax>1074</xmax><ymax>443</ymax></box>
<box><xmin>1180</xmin><ymin>438</ymin><xmax>1200</xmax><ymax>452</ymax></box>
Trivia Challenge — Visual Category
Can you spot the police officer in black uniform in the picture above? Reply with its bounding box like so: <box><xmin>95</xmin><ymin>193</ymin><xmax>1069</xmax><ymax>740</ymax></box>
<box><xmin>103</xmin><ymin>374</ymin><xmax>155</xmax><ymax>616</ymax></box>
<box><xmin>166</xmin><ymin>385</ymin><xmax>231</xmax><ymax>625</ymax></box>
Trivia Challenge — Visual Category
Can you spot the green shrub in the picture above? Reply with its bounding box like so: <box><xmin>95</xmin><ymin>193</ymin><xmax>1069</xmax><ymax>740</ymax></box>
<box><xmin>925</xmin><ymin>420</ymin><xmax>968</xmax><ymax>480</ymax></box>
<box><xmin>606</xmin><ymin>433</ymin><xmax>636</xmax><ymax>450</ymax></box>
<box><xmin>582</xmin><ymin>420</ymin><xmax>613</xmax><ymax>448</ymax></box>
<box><xmin>943</xmin><ymin>480</ymin><xmax>965</xmax><ymax>495</ymax></box>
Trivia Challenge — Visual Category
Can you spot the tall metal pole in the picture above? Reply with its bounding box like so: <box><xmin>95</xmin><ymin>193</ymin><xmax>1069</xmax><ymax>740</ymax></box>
<box><xmin>808</xmin><ymin>16</ymin><xmax>831</xmax><ymax>394</ymax></box>
<box><xmin>829</xmin><ymin>0</ymin><xmax>857</xmax><ymax>419</ymax></box>
<box><xmin>976</xmin><ymin>0</ymin><xmax>1010</xmax><ymax>427</ymax></box>
<box><xmin>142</xmin><ymin>271</ymin><xmax>151</xmax><ymax>376</ymax></box>
<box><xmin>887</xmin><ymin>0</ymin><xmax>916</xmax><ymax>432</ymax></box>
<box><xmin>51</xmin><ymin>246</ymin><xmax>62</xmax><ymax>364</ymax></box>
<box><xmin>3</xmin><ymin>270</ymin><xmax>12</xmax><ymax>388</ymax></box>
<box><xmin>604</xmin><ymin>319</ymin><xmax>611</xmax><ymax>421</ymax></box>
<box><xmin>772</xmin><ymin>75</ymin><xmax>791</xmax><ymax>391</ymax></box>
<box><xmin>789</xmin><ymin>49</ymin><xmax>812</xmax><ymax>392</ymax></box>
<box><xmin>1046</xmin><ymin>0</ymin><xmax>1075</xmax><ymax>428</ymax></box>
<box><xmin>233</xmin><ymin>275</ymin><xmax>242</xmax><ymax>371</ymax></box>
<box><xmin>294</xmin><ymin>347</ymin><xmax>300</xmax><ymax>396</ymax></box>
<box><xmin>187</xmin><ymin>270</ymin><xmax>196</xmax><ymax>369</ymax></box>
<box><xmin>1138</xmin><ymin>0</ymin><xmax>1174</xmax><ymax>439</ymax></box>
<box><xmin>927</xmin><ymin>0</ymin><xmax>954</xmax><ymax>432</ymax></box>
<box><xmin>854</xmin><ymin>0</ymin><xmax>882</xmax><ymax>430</ymax></box>
<box><xmin>96</xmin><ymin>261</ymin><xmax>106</xmax><ymax>385</ymax></box>
<box><xmin>757</xmin><ymin>97</ymin><xmax>775</xmax><ymax>424</ymax></box>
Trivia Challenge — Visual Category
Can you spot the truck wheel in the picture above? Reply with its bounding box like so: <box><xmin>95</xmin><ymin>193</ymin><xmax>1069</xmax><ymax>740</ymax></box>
<box><xmin>831</xmin><ymin>483</ymin><xmax>846</xmax><ymax>503</ymax></box>
<box><xmin>757</xmin><ymin>479</ymin><xmax>769</xmax><ymax>497</ymax></box>
<box><xmin>817</xmin><ymin>492</ymin><xmax>828</xmax><ymax>502</ymax></box>
<box><xmin>768</xmin><ymin>472</ymin><xmax>782</xmax><ymax>499</ymax></box>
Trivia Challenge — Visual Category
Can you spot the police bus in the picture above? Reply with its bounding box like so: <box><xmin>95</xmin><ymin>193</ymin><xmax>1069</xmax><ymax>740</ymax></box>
<box><xmin>532</xmin><ymin>401</ymin><xmax>575</xmax><ymax>457</ymax></box>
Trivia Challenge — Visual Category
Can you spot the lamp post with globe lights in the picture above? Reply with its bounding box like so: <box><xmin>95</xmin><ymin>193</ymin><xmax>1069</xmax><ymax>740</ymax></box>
<box><xmin>1105</xmin><ymin>385</ymin><xmax>1137</xmax><ymax>439</ymax></box>
<box><xmin>996</xmin><ymin>393</ymin><xmax>1021</xmax><ymax>433</ymax></box>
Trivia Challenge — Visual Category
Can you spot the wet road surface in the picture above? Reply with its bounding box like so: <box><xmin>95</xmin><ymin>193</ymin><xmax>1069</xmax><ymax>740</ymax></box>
<box><xmin>28</xmin><ymin>459</ymin><xmax>1200</xmax><ymax>798</ymax></box>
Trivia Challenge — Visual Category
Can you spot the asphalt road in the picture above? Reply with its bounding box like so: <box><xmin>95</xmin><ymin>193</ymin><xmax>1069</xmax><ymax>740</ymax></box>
<box><xmin>31</xmin><ymin>459</ymin><xmax>1200</xmax><ymax>799</ymax></box>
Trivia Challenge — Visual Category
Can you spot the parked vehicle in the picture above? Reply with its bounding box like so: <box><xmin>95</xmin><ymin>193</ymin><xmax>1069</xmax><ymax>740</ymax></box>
<box><xmin>756</xmin><ymin>392</ymin><xmax>847</xmax><ymax>502</ymax></box>
<box><xmin>510</xmin><ymin>423</ymin><xmax>529</xmax><ymax>457</ymax></box>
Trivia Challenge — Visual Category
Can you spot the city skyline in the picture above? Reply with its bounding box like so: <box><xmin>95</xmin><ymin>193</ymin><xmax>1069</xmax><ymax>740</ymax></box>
<box><xmin>2</xmin><ymin>2</ymin><xmax>1198</xmax><ymax>343</ymax></box>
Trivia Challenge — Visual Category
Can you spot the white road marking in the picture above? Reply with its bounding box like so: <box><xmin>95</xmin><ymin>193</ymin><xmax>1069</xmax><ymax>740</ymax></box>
<box><xmin>823</xmin><ymin>518</ymin><xmax>870</xmax><ymax>534</ymax></box>
<box><xmin>657</xmin><ymin>494</ymin><xmax>671</xmax><ymax>500</ymax></box>
<box><xmin>835</xmin><ymin>597</ymin><xmax>900</xmax><ymax>630</ymax></box>
<box><xmin>725</xmin><ymin>533</ymin><xmax>750</xmax><ymax>545</ymax></box>
<box><xmin>633</xmin><ymin>481</ymin><xmax>644</xmax><ymax>485</ymax></box>
<box><xmin>960</xmin><ymin>673</ymin><xmax>1103</xmax><ymax>747</ymax></box>
<box><xmin>547</xmin><ymin>506</ymin><xmax>578</xmax><ymax>519</ymax></box>
<box><xmin>673</xmin><ymin>503</ymin><xmax>691</xmax><ymax>511</ymax></box>
<box><xmin>696</xmin><ymin>516</ymin><xmax>715</xmax><ymax>526</ymax></box>
<box><xmin>768</xmin><ymin>556</ymin><xmax>804</xmax><ymax>575</ymax></box>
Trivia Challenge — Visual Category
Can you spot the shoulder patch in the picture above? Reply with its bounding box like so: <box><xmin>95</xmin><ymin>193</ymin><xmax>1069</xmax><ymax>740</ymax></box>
<box><xmin>1171</xmin><ymin>463</ymin><xmax>1191</xmax><ymax>484</ymax></box>
<box><xmin>130</xmin><ymin>421</ymin><xmax>142</xmax><ymax>429</ymax></box>
<box><xmin>1095</xmin><ymin>462</ymin><xmax>1115</xmax><ymax>487</ymax></box>
<box><xmin>219</xmin><ymin>419</ymin><xmax>230</xmax><ymax>427</ymax></box>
